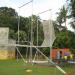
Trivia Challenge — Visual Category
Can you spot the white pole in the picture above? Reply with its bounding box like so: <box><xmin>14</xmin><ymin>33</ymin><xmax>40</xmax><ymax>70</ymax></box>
<box><xmin>37</xmin><ymin>16</ymin><xmax>38</xmax><ymax>48</ymax></box>
<box><xmin>37</xmin><ymin>9</ymin><xmax>51</xmax><ymax>15</ymax></box>
<box><xmin>16</xmin><ymin>47</ymin><xmax>26</xmax><ymax>63</ymax></box>
<box><xmin>18</xmin><ymin>0</ymin><xmax>33</xmax><ymax>8</ymax></box>
<box><xmin>49</xmin><ymin>9</ymin><xmax>52</xmax><ymax>61</ymax></box>
<box><xmin>36</xmin><ymin>15</ymin><xmax>39</xmax><ymax>60</ymax></box>
<box><xmin>18</xmin><ymin>8</ymin><xmax>20</xmax><ymax>44</ymax></box>
<box><xmin>17</xmin><ymin>0</ymin><xmax>33</xmax><ymax>63</ymax></box>
<box><xmin>17</xmin><ymin>7</ymin><xmax>20</xmax><ymax>62</ymax></box>
<box><xmin>49</xmin><ymin>19</ymin><xmax>51</xmax><ymax>60</ymax></box>
<box><xmin>30</xmin><ymin>0</ymin><xmax>33</xmax><ymax>63</ymax></box>
<box><xmin>18</xmin><ymin>0</ymin><xmax>33</xmax><ymax>42</ymax></box>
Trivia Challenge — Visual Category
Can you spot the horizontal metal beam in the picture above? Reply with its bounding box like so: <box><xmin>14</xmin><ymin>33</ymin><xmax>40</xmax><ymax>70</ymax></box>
<box><xmin>0</xmin><ymin>43</ymin><xmax>66</xmax><ymax>74</ymax></box>
<box><xmin>19</xmin><ymin>0</ymin><xmax>33</xmax><ymax>8</ymax></box>
<box><xmin>0</xmin><ymin>44</ymin><xmax>50</xmax><ymax>47</ymax></box>
<box><xmin>37</xmin><ymin>9</ymin><xmax>51</xmax><ymax>15</ymax></box>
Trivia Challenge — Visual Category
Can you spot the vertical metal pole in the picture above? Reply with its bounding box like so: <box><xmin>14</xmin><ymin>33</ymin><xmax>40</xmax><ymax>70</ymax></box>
<box><xmin>50</xmin><ymin>21</ymin><xmax>53</xmax><ymax>60</ymax></box>
<box><xmin>50</xmin><ymin>46</ymin><xmax>52</xmax><ymax>60</ymax></box>
<box><xmin>49</xmin><ymin>20</ymin><xmax>52</xmax><ymax>61</ymax></box>
<box><xmin>37</xmin><ymin>16</ymin><xmax>39</xmax><ymax>47</ymax></box>
<box><xmin>26</xmin><ymin>46</ymin><xmax>28</xmax><ymax>59</ymax></box>
<box><xmin>49</xmin><ymin>10</ymin><xmax>52</xmax><ymax>61</ymax></box>
<box><xmin>17</xmin><ymin>8</ymin><xmax>20</xmax><ymax>62</ymax></box>
<box><xmin>30</xmin><ymin>0</ymin><xmax>33</xmax><ymax>63</ymax></box>
<box><xmin>36</xmin><ymin>15</ymin><xmax>39</xmax><ymax>60</ymax></box>
<box><xmin>18</xmin><ymin>8</ymin><xmax>20</xmax><ymax>43</ymax></box>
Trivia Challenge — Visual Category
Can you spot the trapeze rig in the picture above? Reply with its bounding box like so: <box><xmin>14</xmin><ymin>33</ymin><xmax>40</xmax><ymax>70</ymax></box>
<box><xmin>18</xmin><ymin>0</ymin><xmax>68</xmax><ymax>75</ymax></box>
<box><xmin>4</xmin><ymin>0</ymin><xmax>68</xmax><ymax>75</ymax></box>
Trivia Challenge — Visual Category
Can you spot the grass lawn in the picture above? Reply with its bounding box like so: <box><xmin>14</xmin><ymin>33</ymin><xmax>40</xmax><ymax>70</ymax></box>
<box><xmin>0</xmin><ymin>59</ymin><xmax>75</xmax><ymax>75</ymax></box>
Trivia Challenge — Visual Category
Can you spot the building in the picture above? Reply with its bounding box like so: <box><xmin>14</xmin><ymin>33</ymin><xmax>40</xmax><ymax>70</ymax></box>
<box><xmin>51</xmin><ymin>49</ymin><xmax>71</xmax><ymax>60</ymax></box>
<box><xmin>0</xmin><ymin>27</ymin><xmax>15</xmax><ymax>60</ymax></box>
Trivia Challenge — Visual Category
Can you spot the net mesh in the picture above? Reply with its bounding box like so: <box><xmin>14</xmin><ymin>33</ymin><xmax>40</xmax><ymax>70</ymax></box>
<box><xmin>41</xmin><ymin>20</ymin><xmax>56</xmax><ymax>47</ymax></box>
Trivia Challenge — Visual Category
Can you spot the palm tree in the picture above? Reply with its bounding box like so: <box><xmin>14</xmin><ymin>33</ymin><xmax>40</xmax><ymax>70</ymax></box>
<box><xmin>62</xmin><ymin>6</ymin><xmax>68</xmax><ymax>28</ymax></box>
<box><xmin>67</xmin><ymin>0</ymin><xmax>75</xmax><ymax>31</ymax></box>
<box><xmin>56</xmin><ymin>6</ymin><xmax>68</xmax><ymax>28</ymax></box>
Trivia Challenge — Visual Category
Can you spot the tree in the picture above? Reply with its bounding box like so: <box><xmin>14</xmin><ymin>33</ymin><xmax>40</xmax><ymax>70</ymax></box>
<box><xmin>56</xmin><ymin>6</ymin><xmax>68</xmax><ymax>28</ymax></box>
<box><xmin>67</xmin><ymin>0</ymin><xmax>75</xmax><ymax>31</ymax></box>
<box><xmin>67</xmin><ymin>0</ymin><xmax>75</xmax><ymax>17</ymax></box>
<box><xmin>0</xmin><ymin>7</ymin><xmax>18</xmax><ymax>29</ymax></box>
<box><xmin>53</xmin><ymin>29</ymin><xmax>75</xmax><ymax>50</ymax></box>
<box><xmin>0</xmin><ymin>7</ymin><xmax>17</xmax><ymax>17</ymax></box>
<box><xmin>28</xmin><ymin>15</ymin><xmax>44</xmax><ymax>46</ymax></box>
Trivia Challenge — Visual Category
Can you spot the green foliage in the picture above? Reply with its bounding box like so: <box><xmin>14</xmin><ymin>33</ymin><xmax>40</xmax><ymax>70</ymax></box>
<box><xmin>53</xmin><ymin>29</ymin><xmax>75</xmax><ymax>50</ymax></box>
<box><xmin>68</xmin><ymin>0</ymin><xmax>75</xmax><ymax>17</ymax></box>
<box><xmin>67</xmin><ymin>0</ymin><xmax>75</xmax><ymax>30</ymax></box>
<box><xmin>56</xmin><ymin>6</ymin><xmax>68</xmax><ymax>27</ymax></box>
<box><xmin>0</xmin><ymin>7</ymin><xmax>44</xmax><ymax>55</ymax></box>
<box><xmin>0</xmin><ymin>7</ymin><xmax>44</xmax><ymax>45</ymax></box>
<box><xmin>0</xmin><ymin>7</ymin><xmax>18</xmax><ymax>28</ymax></box>
<box><xmin>0</xmin><ymin>7</ymin><xmax>17</xmax><ymax>16</ymax></box>
<box><xmin>29</xmin><ymin>15</ymin><xmax>44</xmax><ymax>45</ymax></box>
<box><xmin>0</xmin><ymin>6</ymin><xmax>75</xmax><ymax>55</ymax></box>
<box><xmin>15</xmin><ymin>31</ymin><xmax>27</xmax><ymax>41</ymax></box>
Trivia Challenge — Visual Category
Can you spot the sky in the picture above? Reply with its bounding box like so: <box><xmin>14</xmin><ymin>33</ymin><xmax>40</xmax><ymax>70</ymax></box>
<box><xmin>0</xmin><ymin>0</ymin><xmax>73</xmax><ymax>31</ymax></box>
<box><xmin>0</xmin><ymin>0</ymin><xmax>66</xmax><ymax>20</ymax></box>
